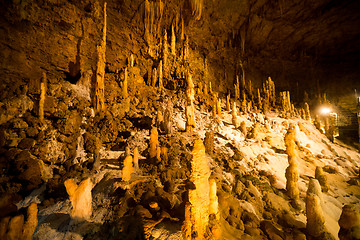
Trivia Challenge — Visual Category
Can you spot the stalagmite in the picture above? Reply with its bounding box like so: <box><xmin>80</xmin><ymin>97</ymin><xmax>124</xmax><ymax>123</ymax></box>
<box><xmin>64</xmin><ymin>178</ymin><xmax>93</xmax><ymax>221</ymax></box>
<box><xmin>122</xmin><ymin>155</ymin><xmax>134</xmax><ymax>182</ymax></box>
<box><xmin>315</xmin><ymin>166</ymin><xmax>329</xmax><ymax>192</ymax></box>
<box><xmin>7</xmin><ymin>215</ymin><xmax>24</xmax><ymax>240</ymax></box>
<box><xmin>216</xmin><ymin>97</ymin><xmax>222</xmax><ymax>117</ymax></box>
<box><xmin>226</xmin><ymin>93</ymin><xmax>231</xmax><ymax>111</ymax></box>
<box><xmin>171</xmin><ymin>24</ymin><xmax>176</xmax><ymax>56</ymax></box>
<box><xmin>307</xmin><ymin>178</ymin><xmax>322</xmax><ymax>200</ymax></box>
<box><xmin>133</xmin><ymin>147</ymin><xmax>139</xmax><ymax>171</ymax></box>
<box><xmin>241</xmin><ymin>91</ymin><xmax>247</xmax><ymax>113</ymax></box>
<box><xmin>122</xmin><ymin>67</ymin><xmax>128</xmax><ymax>98</ymax></box>
<box><xmin>338</xmin><ymin>205</ymin><xmax>360</xmax><ymax>240</ymax></box>
<box><xmin>22</xmin><ymin>202</ymin><xmax>38</xmax><ymax>240</ymax></box>
<box><xmin>94</xmin><ymin>2</ymin><xmax>107</xmax><ymax>113</ymax></box>
<box><xmin>158</xmin><ymin>60</ymin><xmax>163</xmax><ymax>89</ymax></box>
<box><xmin>185</xmin><ymin>139</ymin><xmax>211</xmax><ymax>239</ymax></box>
<box><xmin>285</xmin><ymin>124</ymin><xmax>299</xmax><ymax>200</ymax></box>
<box><xmin>129</xmin><ymin>54</ymin><xmax>134</xmax><ymax>67</ymax></box>
<box><xmin>209</xmin><ymin>178</ymin><xmax>219</xmax><ymax>220</ymax></box>
<box><xmin>306</xmin><ymin>191</ymin><xmax>325</xmax><ymax>237</ymax></box>
<box><xmin>240</xmin><ymin>121</ymin><xmax>247</xmax><ymax>136</ymax></box>
<box><xmin>232</xmin><ymin>102</ymin><xmax>239</xmax><ymax>128</ymax></box>
<box><xmin>39</xmin><ymin>72</ymin><xmax>46</xmax><ymax>122</ymax></box>
<box><xmin>149</xmin><ymin>127</ymin><xmax>159</xmax><ymax>158</ymax></box>
<box><xmin>257</xmin><ymin>88</ymin><xmax>262</xmax><ymax>111</ymax></box>
<box><xmin>304</xmin><ymin>102</ymin><xmax>311</xmax><ymax>121</ymax></box>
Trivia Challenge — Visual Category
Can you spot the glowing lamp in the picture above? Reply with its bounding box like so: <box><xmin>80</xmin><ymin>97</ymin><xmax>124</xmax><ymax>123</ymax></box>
<box><xmin>320</xmin><ymin>107</ymin><xmax>331</xmax><ymax>115</ymax></box>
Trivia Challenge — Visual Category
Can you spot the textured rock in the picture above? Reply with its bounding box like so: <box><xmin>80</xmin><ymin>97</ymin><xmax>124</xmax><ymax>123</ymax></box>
<box><xmin>122</xmin><ymin>155</ymin><xmax>134</xmax><ymax>182</ymax></box>
<box><xmin>306</xmin><ymin>192</ymin><xmax>325</xmax><ymax>237</ymax></box>
<box><xmin>149</xmin><ymin>127</ymin><xmax>158</xmax><ymax>159</ymax></box>
<box><xmin>64</xmin><ymin>178</ymin><xmax>93</xmax><ymax>221</ymax></box>
<box><xmin>338</xmin><ymin>205</ymin><xmax>360</xmax><ymax>240</ymax></box>
<box><xmin>315</xmin><ymin>166</ymin><xmax>329</xmax><ymax>192</ymax></box>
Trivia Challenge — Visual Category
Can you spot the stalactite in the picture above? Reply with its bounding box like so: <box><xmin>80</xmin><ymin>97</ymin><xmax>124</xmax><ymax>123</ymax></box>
<box><xmin>190</xmin><ymin>0</ymin><xmax>203</xmax><ymax>20</ymax></box>
<box><xmin>129</xmin><ymin>54</ymin><xmax>134</xmax><ymax>67</ymax></box>
<box><xmin>183</xmin><ymin>36</ymin><xmax>189</xmax><ymax>60</ymax></box>
<box><xmin>163</xmin><ymin>29</ymin><xmax>168</xmax><ymax>73</ymax></box>
<box><xmin>64</xmin><ymin>178</ymin><xmax>93</xmax><ymax>221</ymax></box>
<box><xmin>39</xmin><ymin>72</ymin><xmax>46</xmax><ymax>122</ymax></box>
<box><xmin>152</xmin><ymin>67</ymin><xmax>157</xmax><ymax>87</ymax></box>
<box><xmin>171</xmin><ymin>24</ymin><xmax>176</xmax><ymax>56</ymax></box>
<box><xmin>181</xmin><ymin>17</ymin><xmax>185</xmax><ymax>41</ymax></box>
<box><xmin>94</xmin><ymin>2</ymin><xmax>107</xmax><ymax>114</ymax></box>
<box><xmin>149</xmin><ymin>127</ymin><xmax>159</xmax><ymax>158</ymax></box>
<box><xmin>144</xmin><ymin>0</ymin><xmax>150</xmax><ymax>44</ymax></box>
<box><xmin>158</xmin><ymin>60</ymin><xmax>163</xmax><ymax>89</ymax></box>
<box><xmin>122</xmin><ymin>155</ymin><xmax>134</xmax><ymax>182</ymax></box>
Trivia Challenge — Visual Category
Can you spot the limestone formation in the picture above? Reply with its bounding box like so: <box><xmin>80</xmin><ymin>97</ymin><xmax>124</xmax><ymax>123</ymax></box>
<box><xmin>22</xmin><ymin>202</ymin><xmax>38</xmax><ymax>240</ymax></box>
<box><xmin>149</xmin><ymin>127</ymin><xmax>159</xmax><ymax>158</ymax></box>
<box><xmin>338</xmin><ymin>205</ymin><xmax>360</xmax><ymax>240</ymax></box>
<box><xmin>315</xmin><ymin>166</ymin><xmax>329</xmax><ymax>192</ymax></box>
<box><xmin>209</xmin><ymin>178</ymin><xmax>219</xmax><ymax>220</ymax></box>
<box><xmin>0</xmin><ymin>203</ymin><xmax>38</xmax><ymax>240</ymax></box>
<box><xmin>158</xmin><ymin>60</ymin><xmax>163</xmax><ymax>89</ymax></box>
<box><xmin>186</xmin><ymin>103</ymin><xmax>196</xmax><ymax>132</ymax></box>
<box><xmin>133</xmin><ymin>147</ymin><xmax>139</xmax><ymax>171</ymax></box>
<box><xmin>257</xmin><ymin>88</ymin><xmax>262</xmax><ymax>111</ymax></box>
<box><xmin>307</xmin><ymin>178</ymin><xmax>322</xmax><ymax>200</ymax></box>
<box><xmin>216</xmin><ymin>97</ymin><xmax>222</xmax><ymax>117</ymax></box>
<box><xmin>64</xmin><ymin>178</ymin><xmax>93</xmax><ymax>221</ymax></box>
<box><xmin>39</xmin><ymin>72</ymin><xmax>47</xmax><ymax>122</ymax></box>
<box><xmin>240</xmin><ymin>121</ymin><xmax>247</xmax><ymax>136</ymax></box>
<box><xmin>226</xmin><ymin>93</ymin><xmax>231</xmax><ymax>111</ymax></box>
<box><xmin>304</xmin><ymin>102</ymin><xmax>311</xmax><ymax>121</ymax></box>
<box><xmin>190</xmin><ymin>0</ymin><xmax>203</xmax><ymax>20</ymax></box>
<box><xmin>306</xmin><ymin>192</ymin><xmax>325</xmax><ymax>237</ymax></box>
<box><xmin>232</xmin><ymin>102</ymin><xmax>239</xmax><ymax>128</ymax></box>
<box><xmin>235</xmin><ymin>75</ymin><xmax>240</xmax><ymax>101</ymax></box>
<box><xmin>285</xmin><ymin>124</ymin><xmax>299</xmax><ymax>200</ymax></box>
<box><xmin>171</xmin><ymin>24</ymin><xmax>176</xmax><ymax>56</ymax></box>
<box><xmin>122</xmin><ymin>67</ymin><xmax>128</xmax><ymax>98</ymax></box>
<box><xmin>122</xmin><ymin>155</ymin><xmax>134</xmax><ymax>182</ymax></box>
<box><xmin>152</xmin><ymin>67</ymin><xmax>157</xmax><ymax>87</ymax></box>
<box><xmin>204</xmin><ymin>131</ymin><xmax>214</xmax><ymax>154</ymax></box>
<box><xmin>94</xmin><ymin>2</ymin><xmax>107</xmax><ymax>113</ymax></box>
<box><xmin>183</xmin><ymin>139</ymin><xmax>215</xmax><ymax>239</ymax></box>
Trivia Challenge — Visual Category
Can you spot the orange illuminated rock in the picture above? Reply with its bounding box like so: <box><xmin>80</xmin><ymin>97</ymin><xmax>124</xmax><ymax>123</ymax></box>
<box><xmin>186</xmin><ymin>104</ymin><xmax>195</xmax><ymax>132</ymax></box>
<box><xmin>338</xmin><ymin>205</ymin><xmax>360</xmax><ymax>240</ymax></box>
<box><xmin>122</xmin><ymin>155</ymin><xmax>134</xmax><ymax>182</ymax></box>
<box><xmin>209</xmin><ymin>178</ymin><xmax>219</xmax><ymax>220</ymax></box>
<box><xmin>133</xmin><ymin>147</ymin><xmax>139</xmax><ymax>171</ymax></box>
<box><xmin>187</xmin><ymin>139</ymin><xmax>211</xmax><ymax>239</ymax></box>
<box><xmin>315</xmin><ymin>166</ymin><xmax>329</xmax><ymax>192</ymax></box>
<box><xmin>285</xmin><ymin>124</ymin><xmax>299</xmax><ymax>200</ymax></box>
<box><xmin>226</xmin><ymin>93</ymin><xmax>231</xmax><ymax>111</ymax></box>
<box><xmin>22</xmin><ymin>202</ymin><xmax>38</xmax><ymax>240</ymax></box>
<box><xmin>231</xmin><ymin>102</ymin><xmax>239</xmax><ymax>128</ymax></box>
<box><xmin>149</xmin><ymin>127</ymin><xmax>159</xmax><ymax>158</ymax></box>
<box><xmin>64</xmin><ymin>178</ymin><xmax>93</xmax><ymax>221</ymax></box>
<box><xmin>39</xmin><ymin>72</ymin><xmax>46</xmax><ymax>122</ymax></box>
<box><xmin>306</xmin><ymin>192</ymin><xmax>325</xmax><ymax>237</ymax></box>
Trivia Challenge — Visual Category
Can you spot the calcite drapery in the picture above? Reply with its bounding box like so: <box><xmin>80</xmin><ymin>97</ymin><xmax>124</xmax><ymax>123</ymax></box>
<box><xmin>64</xmin><ymin>178</ymin><xmax>93</xmax><ymax>221</ymax></box>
